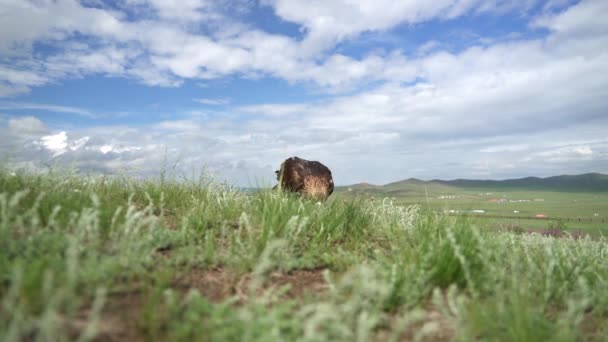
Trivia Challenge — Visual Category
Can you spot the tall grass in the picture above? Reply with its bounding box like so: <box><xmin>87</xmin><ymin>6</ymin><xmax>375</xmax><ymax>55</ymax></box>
<box><xmin>0</xmin><ymin>167</ymin><xmax>607</xmax><ymax>341</ymax></box>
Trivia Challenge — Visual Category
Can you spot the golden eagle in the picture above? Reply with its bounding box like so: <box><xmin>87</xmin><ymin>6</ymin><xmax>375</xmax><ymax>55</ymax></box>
<box><xmin>274</xmin><ymin>156</ymin><xmax>334</xmax><ymax>201</ymax></box>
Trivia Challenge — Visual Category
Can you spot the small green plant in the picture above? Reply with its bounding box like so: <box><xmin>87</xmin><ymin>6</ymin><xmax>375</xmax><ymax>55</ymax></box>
<box><xmin>547</xmin><ymin>218</ymin><xmax>568</xmax><ymax>231</ymax></box>
<box><xmin>543</xmin><ymin>218</ymin><xmax>568</xmax><ymax>237</ymax></box>
<box><xmin>496</xmin><ymin>223</ymin><xmax>524</xmax><ymax>234</ymax></box>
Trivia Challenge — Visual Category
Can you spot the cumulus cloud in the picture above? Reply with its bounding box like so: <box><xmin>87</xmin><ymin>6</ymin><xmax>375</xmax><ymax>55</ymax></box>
<box><xmin>2</xmin><ymin>107</ymin><xmax>605</xmax><ymax>186</ymax></box>
<box><xmin>0</xmin><ymin>0</ymin><xmax>556</xmax><ymax>96</ymax></box>
<box><xmin>36</xmin><ymin>131</ymin><xmax>90</xmax><ymax>157</ymax></box>
<box><xmin>0</xmin><ymin>0</ymin><xmax>607</xmax><ymax>184</ymax></box>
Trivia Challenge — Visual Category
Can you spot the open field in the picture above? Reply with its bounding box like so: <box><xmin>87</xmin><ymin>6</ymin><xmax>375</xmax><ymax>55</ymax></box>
<box><xmin>336</xmin><ymin>177</ymin><xmax>608</xmax><ymax>234</ymax></box>
<box><xmin>1</xmin><ymin>168</ymin><xmax>608</xmax><ymax>341</ymax></box>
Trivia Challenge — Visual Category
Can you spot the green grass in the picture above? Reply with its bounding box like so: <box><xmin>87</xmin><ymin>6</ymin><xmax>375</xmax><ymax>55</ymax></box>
<box><xmin>337</xmin><ymin>181</ymin><xmax>608</xmax><ymax>233</ymax></box>
<box><xmin>1</xmin><ymin>167</ymin><xmax>608</xmax><ymax>341</ymax></box>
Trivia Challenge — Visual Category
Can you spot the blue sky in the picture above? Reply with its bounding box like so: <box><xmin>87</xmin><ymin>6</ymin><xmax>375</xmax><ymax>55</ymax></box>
<box><xmin>1</xmin><ymin>0</ymin><xmax>607</xmax><ymax>186</ymax></box>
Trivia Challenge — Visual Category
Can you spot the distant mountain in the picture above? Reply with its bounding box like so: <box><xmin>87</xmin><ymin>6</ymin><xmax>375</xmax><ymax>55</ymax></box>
<box><xmin>384</xmin><ymin>178</ymin><xmax>427</xmax><ymax>187</ymax></box>
<box><xmin>432</xmin><ymin>173</ymin><xmax>608</xmax><ymax>192</ymax></box>
<box><xmin>340</xmin><ymin>173</ymin><xmax>608</xmax><ymax>193</ymax></box>
<box><xmin>348</xmin><ymin>182</ymin><xmax>379</xmax><ymax>189</ymax></box>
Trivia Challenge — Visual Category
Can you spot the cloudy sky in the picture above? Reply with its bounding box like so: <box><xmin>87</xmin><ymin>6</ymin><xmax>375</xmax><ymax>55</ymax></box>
<box><xmin>1</xmin><ymin>0</ymin><xmax>607</xmax><ymax>186</ymax></box>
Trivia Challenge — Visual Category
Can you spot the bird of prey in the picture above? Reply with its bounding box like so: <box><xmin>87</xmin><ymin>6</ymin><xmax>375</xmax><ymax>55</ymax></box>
<box><xmin>274</xmin><ymin>156</ymin><xmax>334</xmax><ymax>201</ymax></box>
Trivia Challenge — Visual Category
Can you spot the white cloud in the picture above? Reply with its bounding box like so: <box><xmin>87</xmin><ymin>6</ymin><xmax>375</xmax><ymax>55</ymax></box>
<box><xmin>70</xmin><ymin>137</ymin><xmax>90</xmax><ymax>151</ymax></box>
<box><xmin>536</xmin><ymin>146</ymin><xmax>594</xmax><ymax>162</ymax></box>
<box><xmin>140</xmin><ymin>0</ymin><xmax>214</xmax><ymax>22</ymax></box>
<box><xmin>416</xmin><ymin>40</ymin><xmax>441</xmax><ymax>56</ymax></box>
<box><xmin>240</xmin><ymin>103</ymin><xmax>310</xmax><ymax>117</ymax></box>
<box><xmin>2</xmin><ymin>111</ymin><xmax>606</xmax><ymax>186</ymax></box>
<box><xmin>100</xmin><ymin>144</ymin><xmax>113</xmax><ymax>154</ymax></box>
<box><xmin>533</xmin><ymin>0</ymin><xmax>608</xmax><ymax>37</ymax></box>
<box><xmin>575</xmin><ymin>147</ymin><xmax>593</xmax><ymax>156</ymax></box>
<box><xmin>36</xmin><ymin>131</ymin><xmax>90</xmax><ymax>157</ymax></box>
<box><xmin>0</xmin><ymin>0</ymin><xmax>125</xmax><ymax>54</ymax></box>
<box><xmin>0</xmin><ymin>66</ymin><xmax>50</xmax><ymax>96</ymax></box>
<box><xmin>99</xmin><ymin>143</ymin><xmax>141</xmax><ymax>154</ymax></box>
<box><xmin>8</xmin><ymin>116</ymin><xmax>48</xmax><ymax>134</ymax></box>
<box><xmin>0</xmin><ymin>66</ymin><xmax>48</xmax><ymax>87</ymax></box>
<box><xmin>0</xmin><ymin>0</ymin><xmax>553</xmax><ymax>96</ymax></box>
<box><xmin>0</xmin><ymin>0</ymin><xmax>297</xmax><ymax>93</ymax></box>
<box><xmin>265</xmin><ymin>0</ymin><xmax>540</xmax><ymax>54</ymax></box>
<box><xmin>38</xmin><ymin>131</ymin><xmax>69</xmax><ymax>157</ymax></box>
<box><xmin>194</xmin><ymin>98</ymin><xmax>231</xmax><ymax>106</ymax></box>
<box><xmin>0</xmin><ymin>102</ymin><xmax>96</xmax><ymax>117</ymax></box>
<box><xmin>480</xmin><ymin>144</ymin><xmax>529</xmax><ymax>153</ymax></box>
<box><xmin>44</xmin><ymin>45</ymin><xmax>136</xmax><ymax>77</ymax></box>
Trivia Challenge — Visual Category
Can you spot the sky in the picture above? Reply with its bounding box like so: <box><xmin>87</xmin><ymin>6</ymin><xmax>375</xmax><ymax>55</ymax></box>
<box><xmin>0</xmin><ymin>0</ymin><xmax>607</xmax><ymax>186</ymax></box>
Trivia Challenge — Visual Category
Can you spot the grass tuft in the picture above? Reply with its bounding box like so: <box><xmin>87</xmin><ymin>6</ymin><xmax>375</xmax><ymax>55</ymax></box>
<box><xmin>1</xmin><ymin>167</ymin><xmax>607</xmax><ymax>341</ymax></box>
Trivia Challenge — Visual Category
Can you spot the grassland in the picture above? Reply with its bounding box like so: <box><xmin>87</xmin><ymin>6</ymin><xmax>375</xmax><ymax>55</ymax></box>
<box><xmin>1</xmin><ymin>168</ymin><xmax>608</xmax><ymax>341</ymax></box>
<box><xmin>336</xmin><ymin>177</ymin><xmax>608</xmax><ymax>234</ymax></box>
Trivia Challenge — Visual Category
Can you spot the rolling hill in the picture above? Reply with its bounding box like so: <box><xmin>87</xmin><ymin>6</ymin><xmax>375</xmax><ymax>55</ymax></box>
<box><xmin>338</xmin><ymin>173</ymin><xmax>608</xmax><ymax>194</ymax></box>
<box><xmin>432</xmin><ymin>173</ymin><xmax>608</xmax><ymax>192</ymax></box>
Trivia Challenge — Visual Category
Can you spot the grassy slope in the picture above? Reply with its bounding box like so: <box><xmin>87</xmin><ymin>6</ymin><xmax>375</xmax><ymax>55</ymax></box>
<box><xmin>1</xmin><ymin>168</ymin><xmax>608</xmax><ymax>341</ymax></box>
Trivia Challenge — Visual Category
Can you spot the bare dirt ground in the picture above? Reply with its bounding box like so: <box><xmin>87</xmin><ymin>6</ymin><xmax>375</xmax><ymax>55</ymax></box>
<box><xmin>70</xmin><ymin>266</ymin><xmax>328</xmax><ymax>341</ymax></box>
<box><xmin>374</xmin><ymin>302</ymin><xmax>455</xmax><ymax>342</ymax></box>
<box><xmin>67</xmin><ymin>262</ymin><xmax>462</xmax><ymax>341</ymax></box>
<box><xmin>495</xmin><ymin>223</ymin><xmax>593</xmax><ymax>239</ymax></box>
<box><xmin>173</xmin><ymin>266</ymin><xmax>328</xmax><ymax>303</ymax></box>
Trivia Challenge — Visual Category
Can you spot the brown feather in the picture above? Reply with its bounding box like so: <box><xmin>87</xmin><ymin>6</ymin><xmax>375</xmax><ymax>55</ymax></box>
<box><xmin>275</xmin><ymin>156</ymin><xmax>334</xmax><ymax>201</ymax></box>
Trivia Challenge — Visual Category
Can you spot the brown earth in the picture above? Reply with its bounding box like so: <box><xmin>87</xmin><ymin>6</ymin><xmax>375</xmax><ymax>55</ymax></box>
<box><xmin>266</xmin><ymin>268</ymin><xmax>328</xmax><ymax>299</ymax></box>
<box><xmin>67</xmin><ymin>266</ymin><xmax>328</xmax><ymax>341</ymax></box>
<box><xmin>495</xmin><ymin>223</ymin><xmax>592</xmax><ymax>239</ymax></box>
<box><xmin>375</xmin><ymin>307</ymin><xmax>455</xmax><ymax>342</ymax></box>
